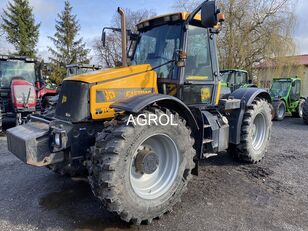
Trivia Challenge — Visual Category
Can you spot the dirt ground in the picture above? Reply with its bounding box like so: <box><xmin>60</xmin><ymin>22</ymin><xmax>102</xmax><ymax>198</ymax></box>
<box><xmin>0</xmin><ymin>118</ymin><xmax>307</xmax><ymax>231</ymax></box>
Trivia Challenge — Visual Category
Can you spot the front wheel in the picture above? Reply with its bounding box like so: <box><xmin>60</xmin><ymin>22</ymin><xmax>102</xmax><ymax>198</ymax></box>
<box><xmin>88</xmin><ymin>108</ymin><xmax>195</xmax><ymax>224</ymax></box>
<box><xmin>292</xmin><ymin>99</ymin><xmax>305</xmax><ymax>118</ymax></box>
<box><xmin>229</xmin><ymin>98</ymin><xmax>272</xmax><ymax>163</ymax></box>
<box><xmin>273</xmin><ymin>100</ymin><xmax>286</xmax><ymax>121</ymax></box>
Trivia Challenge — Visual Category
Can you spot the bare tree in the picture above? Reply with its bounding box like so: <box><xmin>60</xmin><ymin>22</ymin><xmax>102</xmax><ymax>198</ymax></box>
<box><xmin>173</xmin><ymin>0</ymin><xmax>297</xmax><ymax>73</ymax></box>
<box><xmin>93</xmin><ymin>8</ymin><xmax>156</xmax><ymax>68</ymax></box>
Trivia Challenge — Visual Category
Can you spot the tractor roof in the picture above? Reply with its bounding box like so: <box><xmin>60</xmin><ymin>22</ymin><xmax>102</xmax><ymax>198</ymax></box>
<box><xmin>0</xmin><ymin>54</ymin><xmax>39</xmax><ymax>63</ymax></box>
<box><xmin>220</xmin><ymin>69</ymin><xmax>248</xmax><ymax>73</ymax></box>
<box><xmin>137</xmin><ymin>12</ymin><xmax>201</xmax><ymax>31</ymax></box>
<box><xmin>273</xmin><ymin>77</ymin><xmax>300</xmax><ymax>82</ymax></box>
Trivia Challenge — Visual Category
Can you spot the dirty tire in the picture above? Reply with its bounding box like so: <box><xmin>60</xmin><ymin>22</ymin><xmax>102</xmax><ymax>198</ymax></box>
<box><xmin>303</xmin><ymin>99</ymin><xmax>308</xmax><ymax>125</ymax></box>
<box><xmin>47</xmin><ymin>161</ymin><xmax>88</xmax><ymax>177</ymax></box>
<box><xmin>229</xmin><ymin>98</ymin><xmax>272</xmax><ymax>163</ymax></box>
<box><xmin>292</xmin><ymin>99</ymin><xmax>305</xmax><ymax>118</ymax></box>
<box><xmin>88</xmin><ymin>108</ymin><xmax>195</xmax><ymax>224</ymax></box>
<box><xmin>273</xmin><ymin>100</ymin><xmax>286</xmax><ymax>121</ymax></box>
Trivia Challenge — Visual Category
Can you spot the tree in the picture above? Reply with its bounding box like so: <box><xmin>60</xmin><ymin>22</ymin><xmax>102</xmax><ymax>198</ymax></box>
<box><xmin>1</xmin><ymin>0</ymin><xmax>40</xmax><ymax>57</ymax></box>
<box><xmin>48</xmin><ymin>0</ymin><xmax>90</xmax><ymax>84</ymax></box>
<box><xmin>173</xmin><ymin>0</ymin><xmax>297</xmax><ymax>73</ymax></box>
<box><xmin>93</xmin><ymin>9</ymin><xmax>156</xmax><ymax>68</ymax></box>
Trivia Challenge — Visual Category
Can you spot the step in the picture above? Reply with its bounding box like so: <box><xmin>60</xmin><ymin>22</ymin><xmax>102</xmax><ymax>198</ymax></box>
<box><xmin>203</xmin><ymin>124</ymin><xmax>211</xmax><ymax>128</ymax></box>
<box><xmin>203</xmin><ymin>153</ymin><xmax>218</xmax><ymax>159</ymax></box>
<box><xmin>203</xmin><ymin>139</ymin><xmax>213</xmax><ymax>144</ymax></box>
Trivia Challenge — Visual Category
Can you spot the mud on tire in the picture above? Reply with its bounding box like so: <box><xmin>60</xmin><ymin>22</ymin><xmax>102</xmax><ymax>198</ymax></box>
<box><xmin>88</xmin><ymin>108</ymin><xmax>195</xmax><ymax>224</ymax></box>
<box><xmin>229</xmin><ymin>98</ymin><xmax>272</xmax><ymax>163</ymax></box>
<box><xmin>273</xmin><ymin>100</ymin><xmax>286</xmax><ymax>121</ymax></box>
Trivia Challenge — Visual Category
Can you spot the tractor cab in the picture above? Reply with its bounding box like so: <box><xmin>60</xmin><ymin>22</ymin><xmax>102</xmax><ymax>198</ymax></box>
<box><xmin>270</xmin><ymin>77</ymin><xmax>305</xmax><ymax>120</ymax></box>
<box><xmin>129</xmin><ymin>11</ymin><xmax>223</xmax><ymax>106</ymax></box>
<box><xmin>0</xmin><ymin>55</ymin><xmax>56</xmax><ymax>129</ymax></box>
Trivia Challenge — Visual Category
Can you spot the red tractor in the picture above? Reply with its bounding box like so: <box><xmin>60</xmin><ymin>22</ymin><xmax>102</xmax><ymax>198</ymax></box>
<box><xmin>0</xmin><ymin>55</ymin><xmax>57</xmax><ymax>131</ymax></box>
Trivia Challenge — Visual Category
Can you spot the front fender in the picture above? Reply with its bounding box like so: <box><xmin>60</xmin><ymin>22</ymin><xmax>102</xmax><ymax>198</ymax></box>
<box><xmin>111</xmin><ymin>94</ymin><xmax>199</xmax><ymax>132</ymax></box>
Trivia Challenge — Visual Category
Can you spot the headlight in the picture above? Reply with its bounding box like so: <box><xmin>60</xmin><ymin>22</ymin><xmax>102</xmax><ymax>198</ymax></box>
<box><xmin>54</xmin><ymin>133</ymin><xmax>61</xmax><ymax>146</ymax></box>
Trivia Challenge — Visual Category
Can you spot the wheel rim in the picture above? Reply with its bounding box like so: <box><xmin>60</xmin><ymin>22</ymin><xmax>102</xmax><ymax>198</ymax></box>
<box><xmin>251</xmin><ymin>113</ymin><xmax>267</xmax><ymax>151</ymax></box>
<box><xmin>130</xmin><ymin>134</ymin><xmax>179</xmax><ymax>200</ymax></box>
<box><xmin>299</xmin><ymin>102</ymin><xmax>304</xmax><ymax>118</ymax></box>
<box><xmin>277</xmin><ymin>103</ymin><xmax>285</xmax><ymax>119</ymax></box>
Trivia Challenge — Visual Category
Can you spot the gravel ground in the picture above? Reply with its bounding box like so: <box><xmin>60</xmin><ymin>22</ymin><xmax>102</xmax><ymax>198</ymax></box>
<box><xmin>0</xmin><ymin>118</ymin><xmax>307</xmax><ymax>231</ymax></box>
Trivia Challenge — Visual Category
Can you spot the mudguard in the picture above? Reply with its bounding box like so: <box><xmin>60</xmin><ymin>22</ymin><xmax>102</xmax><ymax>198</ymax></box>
<box><xmin>228</xmin><ymin>88</ymin><xmax>271</xmax><ymax>144</ymax></box>
<box><xmin>111</xmin><ymin>94</ymin><xmax>199</xmax><ymax>131</ymax></box>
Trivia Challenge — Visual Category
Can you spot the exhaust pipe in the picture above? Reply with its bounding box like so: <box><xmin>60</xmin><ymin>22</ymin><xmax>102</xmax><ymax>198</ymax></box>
<box><xmin>118</xmin><ymin>7</ymin><xmax>128</xmax><ymax>67</ymax></box>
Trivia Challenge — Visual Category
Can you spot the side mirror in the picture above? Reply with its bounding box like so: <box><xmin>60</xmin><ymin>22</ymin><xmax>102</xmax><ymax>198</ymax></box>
<box><xmin>292</xmin><ymin>81</ymin><xmax>295</xmax><ymax>87</ymax></box>
<box><xmin>101</xmin><ymin>31</ymin><xmax>106</xmax><ymax>47</ymax></box>
<box><xmin>201</xmin><ymin>1</ymin><xmax>218</xmax><ymax>28</ymax></box>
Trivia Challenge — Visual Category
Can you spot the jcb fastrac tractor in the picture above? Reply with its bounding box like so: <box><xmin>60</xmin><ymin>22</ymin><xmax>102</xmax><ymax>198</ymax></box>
<box><xmin>270</xmin><ymin>77</ymin><xmax>305</xmax><ymax>121</ymax></box>
<box><xmin>7</xmin><ymin>1</ymin><xmax>272</xmax><ymax>224</ymax></box>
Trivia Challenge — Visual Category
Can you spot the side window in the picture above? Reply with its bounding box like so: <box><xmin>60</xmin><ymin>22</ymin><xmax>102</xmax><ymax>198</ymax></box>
<box><xmin>291</xmin><ymin>80</ymin><xmax>300</xmax><ymax>100</ymax></box>
<box><xmin>185</xmin><ymin>25</ymin><xmax>212</xmax><ymax>81</ymax></box>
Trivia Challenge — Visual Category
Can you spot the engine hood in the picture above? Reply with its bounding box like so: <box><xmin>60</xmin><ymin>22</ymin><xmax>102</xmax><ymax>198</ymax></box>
<box><xmin>64</xmin><ymin>64</ymin><xmax>153</xmax><ymax>84</ymax></box>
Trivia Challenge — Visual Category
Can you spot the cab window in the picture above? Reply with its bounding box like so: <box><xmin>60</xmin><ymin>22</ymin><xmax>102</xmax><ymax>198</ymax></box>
<box><xmin>184</xmin><ymin>25</ymin><xmax>212</xmax><ymax>81</ymax></box>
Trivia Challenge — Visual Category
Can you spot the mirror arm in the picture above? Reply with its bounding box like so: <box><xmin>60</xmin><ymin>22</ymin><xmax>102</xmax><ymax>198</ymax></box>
<box><xmin>184</xmin><ymin>1</ymin><xmax>207</xmax><ymax>28</ymax></box>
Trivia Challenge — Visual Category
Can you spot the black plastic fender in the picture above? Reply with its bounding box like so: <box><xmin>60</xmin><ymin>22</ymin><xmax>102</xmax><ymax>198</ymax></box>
<box><xmin>228</xmin><ymin>88</ymin><xmax>272</xmax><ymax>144</ymax></box>
<box><xmin>111</xmin><ymin>94</ymin><xmax>199</xmax><ymax>132</ymax></box>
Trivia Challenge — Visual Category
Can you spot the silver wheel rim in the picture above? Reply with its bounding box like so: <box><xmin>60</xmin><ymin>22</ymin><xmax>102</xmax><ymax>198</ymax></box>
<box><xmin>299</xmin><ymin>103</ymin><xmax>304</xmax><ymax>117</ymax></box>
<box><xmin>251</xmin><ymin>113</ymin><xmax>267</xmax><ymax>151</ymax></box>
<box><xmin>278</xmin><ymin>103</ymin><xmax>285</xmax><ymax>119</ymax></box>
<box><xmin>130</xmin><ymin>134</ymin><xmax>179</xmax><ymax>200</ymax></box>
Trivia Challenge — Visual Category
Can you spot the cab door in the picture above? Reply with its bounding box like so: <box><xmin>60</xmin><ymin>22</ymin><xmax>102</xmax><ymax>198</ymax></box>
<box><xmin>181</xmin><ymin>24</ymin><xmax>220</xmax><ymax>106</ymax></box>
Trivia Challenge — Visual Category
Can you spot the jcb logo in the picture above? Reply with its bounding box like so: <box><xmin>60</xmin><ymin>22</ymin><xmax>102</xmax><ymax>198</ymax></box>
<box><xmin>62</xmin><ymin>95</ymin><xmax>67</xmax><ymax>103</ymax></box>
<box><xmin>103</xmin><ymin>90</ymin><xmax>117</xmax><ymax>101</ymax></box>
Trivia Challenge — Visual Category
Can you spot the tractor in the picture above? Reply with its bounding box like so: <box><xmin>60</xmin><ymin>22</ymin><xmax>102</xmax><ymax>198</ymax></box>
<box><xmin>0</xmin><ymin>55</ymin><xmax>57</xmax><ymax>131</ymax></box>
<box><xmin>220</xmin><ymin>69</ymin><xmax>257</xmax><ymax>97</ymax></box>
<box><xmin>6</xmin><ymin>1</ymin><xmax>272</xmax><ymax>224</ymax></box>
<box><xmin>270</xmin><ymin>77</ymin><xmax>305</xmax><ymax>121</ymax></box>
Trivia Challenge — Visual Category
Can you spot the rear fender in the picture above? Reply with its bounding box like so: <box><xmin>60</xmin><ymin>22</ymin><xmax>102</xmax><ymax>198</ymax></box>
<box><xmin>228</xmin><ymin>88</ymin><xmax>271</xmax><ymax>144</ymax></box>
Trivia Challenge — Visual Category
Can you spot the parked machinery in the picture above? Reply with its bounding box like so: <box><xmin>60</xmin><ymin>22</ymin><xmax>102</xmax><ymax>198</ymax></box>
<box><xmin>7</xmin><ymin>1</ymin><xmax>273</xmax><ymax>224</ymax></box>
<box><xmin>0</xmin><ymin>55</ymin><xmax>57</xmax><ymax>130</ymax></box>
<box><xmin>270</xmin><ymin>77</ymin><xmax>305</xmax><ymax>121</ymax></box>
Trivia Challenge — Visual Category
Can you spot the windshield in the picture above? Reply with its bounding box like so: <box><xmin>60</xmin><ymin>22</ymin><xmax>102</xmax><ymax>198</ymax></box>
<box><xmin>220</xmin><ymin>71</ymin><xmax>233</xmax><ymax>83</ymax></box>
<box><xmin>132</xmin><ymin>24</ymin><xmax>182</xmax><ymax>79</ymax></box>
<box><xmin>0</xmin><ymin>60</ymin><xmax>36</xmax><ymax>88</ymax></box>
<box><xmin>270</xmin><ymin>81</ymin><xmax>291</xmax><ymax>97</ymax></box>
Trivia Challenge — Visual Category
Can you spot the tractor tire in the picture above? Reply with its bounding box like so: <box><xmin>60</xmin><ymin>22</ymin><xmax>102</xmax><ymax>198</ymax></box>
<box><xmin>303</xmin><ymin>99</ymin><xmax>308</xmax><ymax>125</ymax></box>
<box><xmin>229</xmin><ymin>98</ymin><xmax>272</xmax><ymax>163</ymax></box>
<box><xmin>47</xmin><ymin>160</ymin><xmax>88</xmax><ymax>177</ymax></box>
<box><xmin>273</xmin><ymin>100</ymin><xmax>286</xmax><ymax>121</ymax></box>
<box><xmin>292</xmin><ymin>99</ymin><xmax>305</xmax><ymax>118</ymax></box>
<box><xmin>88</xmin><ymin>108</ymin><xmax>195</xmax><ymax>224</ymax></box>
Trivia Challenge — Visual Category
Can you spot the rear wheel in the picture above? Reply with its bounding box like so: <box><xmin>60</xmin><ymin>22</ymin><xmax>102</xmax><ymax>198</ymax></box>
<box><xmin>292</xmin><ymin>99</ymin><xmax>305</xmax><ymax>118</ymax></box>
<box><xmin>230</xmin><ymin>98</ymin><xmax>272</xmax><ymax>163</ymax></box>
<box><xmin>303</xmin><ymin>99</ymin><xmax>308</xmax><ymax>125</ymax></box>
<box><xmin>88</xmin><ymin>108</ymin><xmax>195</xmax><ymax>224</ymax></box>
<box><xmin>273</xmin><ymin>100</ymin><xmax>286</xmax><ymax>121</ymax></box>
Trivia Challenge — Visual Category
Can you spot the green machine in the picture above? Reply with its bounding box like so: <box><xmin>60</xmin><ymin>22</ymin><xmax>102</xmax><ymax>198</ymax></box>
<box><xmin>220</xmin><ymin>69</ymin><xmax>257</xmax><ymax>96</ymax></box>
<box><xmin>270</xmin><ymin>77</ymin><xmax>306</xmax><ymax>121</ymax></box>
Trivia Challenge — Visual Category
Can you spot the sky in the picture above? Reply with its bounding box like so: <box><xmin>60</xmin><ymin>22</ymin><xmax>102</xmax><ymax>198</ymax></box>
<box><xmin>0</xmin><ymin>0</ymin><xmax>308</xmax><ymax>62</ymax></box>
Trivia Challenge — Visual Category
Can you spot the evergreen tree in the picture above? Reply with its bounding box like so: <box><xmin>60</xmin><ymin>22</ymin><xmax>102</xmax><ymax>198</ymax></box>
<box><xmin>1</xmin><ymin>0</ymin><xmax>40</xmax><ymax>57</ymax></box>
<box><xmin>48</xmin><ymin>1</ymin><xmax>90</xmax><ymax>83</ymax></box>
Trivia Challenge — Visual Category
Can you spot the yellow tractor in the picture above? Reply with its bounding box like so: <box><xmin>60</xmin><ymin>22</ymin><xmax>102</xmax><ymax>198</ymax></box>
<box><xmin>7</xmin><ymin>1</ymin><xmax>272</xmax><ymax>224</ymax></box>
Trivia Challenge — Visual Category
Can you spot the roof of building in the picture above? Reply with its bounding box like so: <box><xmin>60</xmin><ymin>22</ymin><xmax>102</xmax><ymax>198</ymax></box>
<box><xmin>257</xmin><ymin>54</ymin><xmax>308</xmax><ymax>69</ymax></box>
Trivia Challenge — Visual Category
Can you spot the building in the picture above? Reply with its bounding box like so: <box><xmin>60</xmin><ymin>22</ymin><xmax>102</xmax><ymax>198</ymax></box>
<box><xmin>255</xmin><ymin>54</ymin><xmax>308</xmax><ymax>97</ymax></box>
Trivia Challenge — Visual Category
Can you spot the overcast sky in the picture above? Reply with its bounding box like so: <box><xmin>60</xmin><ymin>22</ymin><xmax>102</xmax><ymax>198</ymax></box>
<box><xmin>0</xmin><ymin>0</ymin><xmax>307</xmax><ymax>61</ymax></box>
